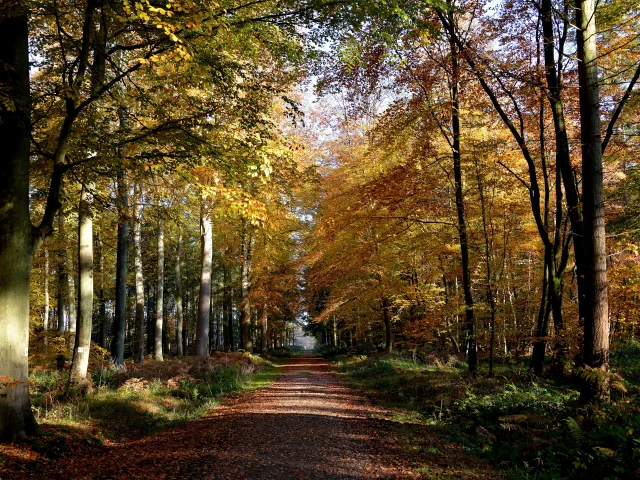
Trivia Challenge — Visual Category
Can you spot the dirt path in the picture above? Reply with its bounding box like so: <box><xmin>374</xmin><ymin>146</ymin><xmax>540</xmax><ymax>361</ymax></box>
<box><xmin>17</xmin><ymin>354</ymin><xmax>499</xmax><ymax>479</ymax></box>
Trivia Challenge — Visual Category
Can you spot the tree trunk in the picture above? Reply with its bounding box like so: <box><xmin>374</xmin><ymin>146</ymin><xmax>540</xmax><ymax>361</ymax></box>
<box><xmin>67</xmin><ymin>252</ymin><xmax>77</xmax><ymax>333</ymax></box>
<box><xmin>0</xmin><ymin>12</ymin><xmax>40</xmax><ymax>440</ymax></box>
<box><xmin>57</xmin><ymin>211</ymin><xmax>67</xmax><ymax>333</ymax></box>
<box><xmin>155</xmin><ymin>217</ymin><xmax>164</xmax><ymax>361</ymax></box>
<box><xmin>70</xmin><ymin>179</ymin><xmax>94</xmax><ymax>382</ymax></box>
<box><xmin>224</xmin><ymin>263</ymin><xmax>234</xmax><ymax>352</ymax></box>
<box><xmin>95</xmin><ymin>232</ymin><xmax>107</xmax><ymax>348</ymax></box>
<box><xmin>134</xmin><ymin>183</ymin><xmax>145</xmax><ymax>363</ymax></box>
<box><xmin>195</xmin><ymin>204</ymin><xmax>213</xmax><ymax>357</ymax></box>
<box><xmin>475</xmin><ymin>158</ymin><xmax>497</xmax><ymax>374</ymax></box>
<box><xmin>447</xmin><ymin>13</ymin><xmax>476</xmax><ymax>372</ymax></box>
<box><xmin>575</xmin><ymin>0</ymin><xmax>610</xmax><ymax>401</ymax></box>
<box><xmin>240</xmin><ymin>223</ymin><xmax>255</xmax><ymax>353</ymax></box>
<box><xmin>44</xmin><ymin>249</ymin><xmax>50</xmax><ymax>332</ymax></box>
<box><xmin>382</xmin><ymin>297</ymin><xmax>393</xmax><ymax>353</ymax></box>
<box><xmin>175</xmin><ymin>235</ymin><xmax>184</xmax><ymax>358</ymax></box>
<box><xmin>261</xmin><ymin>308</ymin><xmax>268</xmax><ymax>353</ymax></box>
<box><xmin>531</xmin><ymin>257</ymin><xmax>552</xmax><ymax>374</ymax></box>
<box><xmin>111</xmin><ymin>109</ymin><xmax>129</xmax><ymax>365</ymax></box>
<box><xmin>540</xmin><ymin>0</ymin><xmax>580</xmax><ymax>335</ymax></box>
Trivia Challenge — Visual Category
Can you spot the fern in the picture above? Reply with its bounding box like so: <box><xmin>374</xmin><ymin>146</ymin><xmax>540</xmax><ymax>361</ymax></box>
<box><xmin>576</xmin><ymin>365</ymin><xmax>629</xmax><ymax>394</ymax></box>
<box><xmin>564</xmin><ymin>416</ymin><xmax>584</xmax><ymax>446</ymax></box>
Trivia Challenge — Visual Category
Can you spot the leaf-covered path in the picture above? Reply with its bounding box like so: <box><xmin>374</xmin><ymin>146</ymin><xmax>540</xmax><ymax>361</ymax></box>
<box><xmin>19</xmin><ymin>355</ymin><xmax>499</xmax><ymax>479</ymax></box>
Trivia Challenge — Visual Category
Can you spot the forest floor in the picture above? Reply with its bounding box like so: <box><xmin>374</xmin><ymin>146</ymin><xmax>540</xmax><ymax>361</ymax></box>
<box><xmin>1</xmin><ymin>354</ymin><xmax>501</xmax><ymax>479</ymax></box>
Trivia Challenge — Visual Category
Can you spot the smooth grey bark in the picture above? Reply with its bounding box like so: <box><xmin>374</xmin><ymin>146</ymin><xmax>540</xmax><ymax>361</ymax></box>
<box><xmin>57</xmin><ymin>211</ymin><xmax>67</xmax><ymax>333</ymax></box>
<box><xmin>195</xmin><ymin>205</ymin><xmax>213</xmax><ymax>357</ymax></box>
<box><xmin>95</xmin><ymin>232</ymin><xmax>107</xmax><ymax>348</ymax></box>
<box><xmin>575</xmin><ymin>0</ymin><xmax>610</xmax><ymax>401</ymax></box>
<box><xmin>146</xmin><ymin>281</ymin><xmax>154</xmax><ymax>354</ymax></box>
<box><xmin>175</xmin><ymin>235</ymin><xmax>184</xmax><ymax>358</ymax></box>
<box><xmin>44</xmin><ymin>249</ymin><xmax>50</xmax><ymax>331</ymax></box>
<box><xmin>0</xmin><ymin>12</ymin><xmax>40</xmax><ymax>440</ymax></box>
<box><xmin>67</xmin><ymin>250</ymin><xmax>77</xmax><ymax>333</ymax></box>
<box><xmin>134</xmin><ymin>183</ymin><xmax>145</xmax><ymax>363</ymax></box>
<box><xmin>111</xmin><ymin>167</ymin><xmax>129</xmax><ymax>365</ymax></box>
<box><xmin>240</xmin><ymin>223</ymin><xmax>255</xmax><ymax>353</ymax></box>
<box><xmin>70</xmin><ymin>179</ymin><xmax>94</xmax><ymax>382</ymax></box>
<box><xmin>66</xmin><ymin>210</ymin><xmax>77</xmax><ymax>334</ymax></box>
<box><xmin>154</xmin><ymin>217</ymin><xmax>164</xmax><ymax>361</ymax></box>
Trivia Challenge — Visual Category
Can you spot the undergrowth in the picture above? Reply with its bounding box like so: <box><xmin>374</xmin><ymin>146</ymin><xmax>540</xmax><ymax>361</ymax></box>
<box><xmin>335</xmin><ymin>343</ymin><xmax>640</xmax><ymax>480</ymax></box>
<box><xmin>28</xmin><ymin>350</ymin><xmax>278</xmax><ymax>446</ymax></box>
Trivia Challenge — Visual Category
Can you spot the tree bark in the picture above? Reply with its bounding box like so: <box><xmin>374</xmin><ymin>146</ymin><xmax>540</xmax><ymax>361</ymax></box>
<box><xmin>540</xmin><ymin>0</ymin><xmax>580</xmax><ymax>332</ymax></box>
<box><xmin>111</xmin><ymin>111</ymin><xmax>129</xmax><ymax>365</ymax></box>
<box><xmin>70</xmin><ymin>179</ymin><xmax>94</xmax><ymax>382</ymax></box>
<box><xmin>261</xmin><ymin>308</ymin><xmax>268</xmax><ymax>353</ymax></box>
<box><xmin>223</xmin><ymin>262</ymin><xmax>234</xmax><ymax>352</ymax></box>
<box><xmin>154</xmin><ymin>217</ymin><xmax>164</xmax><ymax>361</ymax></box>
<box><xmin>133</xmin><ymin>183</ymin><xmax>145</xmax><ymax>363</ymax></box>
<box><xmin>447</xmin><ymin>11</ymin><xmax>476</xmax><ymax>371</ymax></box>
<box><xmin>195</xmin><ymin>204</ymin><xmax>213</xmax><ymax>357</ymax></box>
<box><xmin>575</xmin><ymin>0</ymin><xmax>610</xmax><ymax>401</ymax></box>
<box><xmin>240</xmin><ymin>223</ymin><xmax>255</xmax><ymax>353</ymax></box>
<box><xmin>0</xmin><ymin>12</ymin><xmax>40</xmax><ymax>440</ymax></box>
<box><xmin>95</xmin><ymin>232</ymin><xmax>107</xmax><ymax>348</ymax></box>
<box><xmin>175</xmin><ymin>235</ymin><xmax>184</xmax><ymax>358</ymax></box>
<box><xmin>44</xmin><ymin>249</ymin><xmax>50</xmax><ymax>332</ymax></box>
<box><xmin>475</xmin><ymin>158</ymin><xmax>497</xmax><ymax>373</ymax></box>
<box><xmin>57</xmin><ymin>211</ymin><xmax>67</xmax><ymax>332</ymax></box>
<box><xmin>67</xmin><ymin>251</ymin><xmax>77</xmax><ymax>333</ymax></box>
<box><xmin>382</xmin><ymin>297</ymin><xmax>393</xmax><ymax>353</ymax></box>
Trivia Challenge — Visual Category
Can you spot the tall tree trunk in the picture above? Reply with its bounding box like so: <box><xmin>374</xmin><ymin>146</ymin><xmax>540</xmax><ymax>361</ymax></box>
<box><xmin>44</xmin><ymin>249</ymin><xmax>50</xmax><ymax>332</ymax></box>
<box><xmin>175</xmin><ymin>235</ymin><xmax>184</xmax><ymax>358</ymax></box>
<box><xmin>146</xmin><ymin>282</ymin><xmax>154</xmax><ymax>354</ymax></box>
<box><xmin>223</xmin><ymin>263</ymin><xmax>234</xmax><ymax>352</ymax></box>
<box><xmin>95</xmin><ymin>232</ymin><xmax>107</xmax><ymax>348</ymax></box>
<box><xmin>382</xmin><ymin>297</ymin><xmax>393</xmax><ymax>353</ymax></box>
<box><xmin>67</xmin><ymin>251</ymin><xmax>77</xmax><ymax>333</ymax></box>
<box><xmin>575</xmin><ymin>0</ymin><xmax>610</xmax><ymax>401</ymax></box>
<box><xmin>217</xmin><ymin>301</ymin><xmax>223</xmax><ymax>350</ymax></box>
<box><xmin>111</xmin><ymin>108</ymin><xmax>129</xmax><ymax>365</ymax></box>
<box><xmin>475</xmin><ymin>158</ymin><xmax>497</xmax><ymax>373</ymax></box>
<box><xmin>209</xmin><ymin>285</ymin><xmax>216</xmax><ymax>354</ymax></box>
<box><xmin>57</xmin><ymin>211</ymin><xmax>68</xmax><ymax>333</ymax></box>
<box><xmin>447</xmin><ymin>12</ymin><xmax>476</xmax><ymax>371</ymax></box>
<box><xmin>195</xmin><ymin>204</ymin><xmax>213</xmax><ymax>357</ymax></box>
<box><xmin>154</xmin><ymin>217</ymin><xmax>164</xmax><ymax>361</ymax></box>
<box><xmin>240</xmin><ymin>223</ymin><xmax>255</xmax><ymax>353</ymax></box>
<box><xmin>0</xmin><ymin>12</ymin><xmax>40</xmax><ymax>440</ymax></box>
<box><xmin>184</xmin><ymin>289</ymin><xmax>190</xmax><ymax>354</ymax></box>
<box><xmin>261</xmin><ymin>308</ymin><xmax>268</xmax><ymax>353</ymax></box>
<box><xmin>531</xmin><ymin>257</ymin><xmax>553</xmax><ymax>374</ymax></box>
<box><xmin>133</xmin><ymin>183</ymin><xmax>145</xmax><ymax>363</ymax></box>
<box><xmin>70</xmin><ymin>179</ymin><xmax>94</xmax><ymax>382</ymax></box>
<box><xmin>540</xmin><ymin>0</ymin><xmax>579</xmax><ymax>333</ymax></box>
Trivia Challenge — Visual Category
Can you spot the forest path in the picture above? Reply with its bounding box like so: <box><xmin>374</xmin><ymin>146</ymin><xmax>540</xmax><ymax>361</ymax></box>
<box><xmin>29</xmin><ymin>354</ymin><xmax>499</xmax><ymax>479</ymax></box>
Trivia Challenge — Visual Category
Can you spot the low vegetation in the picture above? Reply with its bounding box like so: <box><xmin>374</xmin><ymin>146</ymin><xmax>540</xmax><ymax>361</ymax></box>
<box><xmin>332</xmin><ymin>342</ymin><xmax>640</xmax><ymax>480</ymax></box>
<box><xmin>6</xmin><ymin>342</ymin><xmax>277</xmax><ymax>465</ymax></box>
